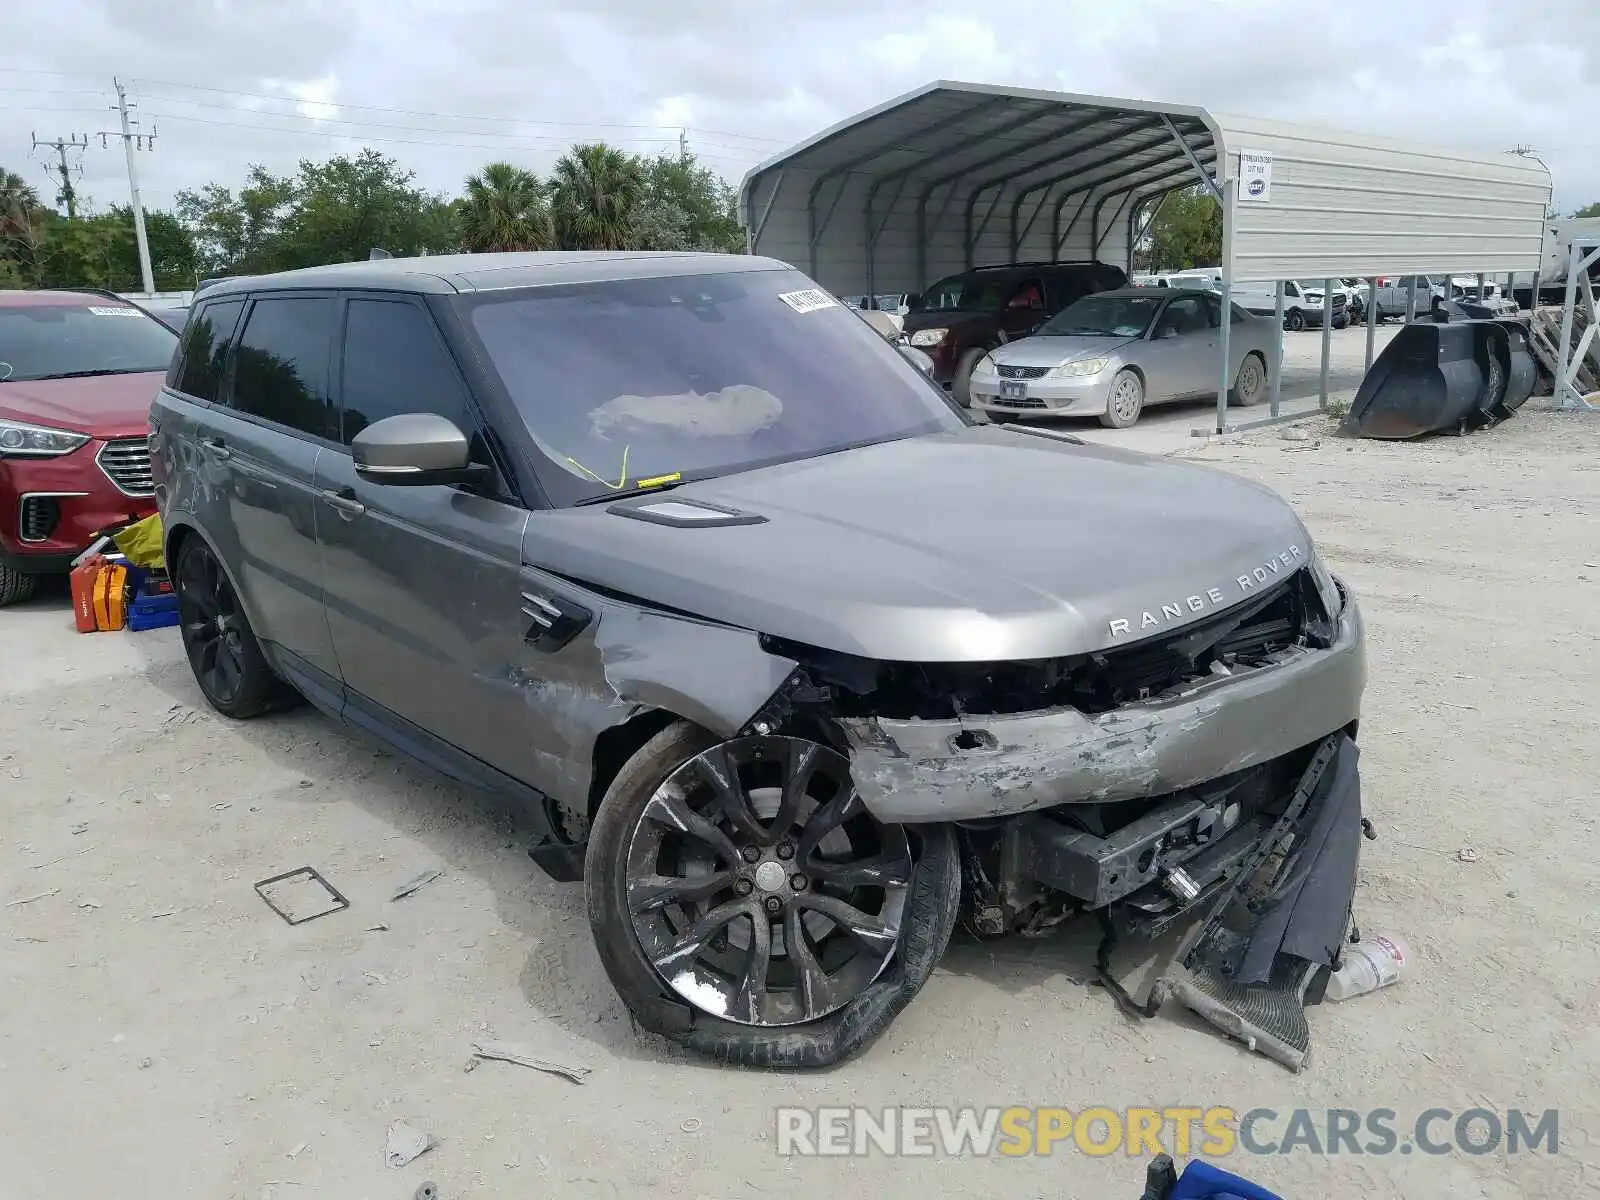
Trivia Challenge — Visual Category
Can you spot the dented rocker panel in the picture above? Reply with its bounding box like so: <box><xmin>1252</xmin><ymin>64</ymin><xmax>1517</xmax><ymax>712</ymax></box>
<box><xmin>838</xmin><ymin>591</ymin><xmax>1365</xmax><ymax>823</ymax></box>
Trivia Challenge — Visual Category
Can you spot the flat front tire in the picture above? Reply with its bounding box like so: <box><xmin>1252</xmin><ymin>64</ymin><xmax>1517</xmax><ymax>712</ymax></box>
<box><xmin>585</xmin><ymin>721</ymin><xmax>959</xmax><ymax>1069</ymax></box>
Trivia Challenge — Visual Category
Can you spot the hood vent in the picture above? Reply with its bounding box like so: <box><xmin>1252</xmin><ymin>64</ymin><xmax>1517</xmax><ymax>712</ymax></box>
<box><xmin>608</xmin><ymin>495</ymin><xmax>767</xmax><ymax>529</ymax></box>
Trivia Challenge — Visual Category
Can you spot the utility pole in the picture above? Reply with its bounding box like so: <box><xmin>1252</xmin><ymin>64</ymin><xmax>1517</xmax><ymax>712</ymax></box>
<box><xmin>31</xmin><ymin>132</ymin><xmax>88</xmax><ymax>218</ymax></box>
<box><xmin>679</xmin><ymin>128</ymin><xmax>689</xmax><ymax>161</ymax></box>
<box><xmin>95</xmin><ymin>77</ymin><xmax>156</xmax><ymax>295</ymax></box>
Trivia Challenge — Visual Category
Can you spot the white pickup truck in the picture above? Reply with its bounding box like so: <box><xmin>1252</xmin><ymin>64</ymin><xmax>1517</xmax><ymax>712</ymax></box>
<box><xmin>1369</xmin><ymin>276</ymin><xmax>1446</xmax><ymax>321</ymax></box>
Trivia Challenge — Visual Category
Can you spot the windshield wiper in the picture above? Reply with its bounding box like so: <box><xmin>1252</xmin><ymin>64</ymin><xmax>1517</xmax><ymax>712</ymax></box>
<box><xmin>572</xmin><ymin>476</ymin><xmax>692</xmax><ymax>507</ymax></box>
<box><xmin>29</xmin><ymin>368</ymin><xmax>147</xmax><ymax>380</ymax></box>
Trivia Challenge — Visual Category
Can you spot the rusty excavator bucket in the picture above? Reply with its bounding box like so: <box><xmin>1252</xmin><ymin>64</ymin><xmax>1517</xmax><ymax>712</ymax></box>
<box><xmin>1340</xmin><ymin>313</ymin><xmax>1537</xmax><ymax>439</ymax></box>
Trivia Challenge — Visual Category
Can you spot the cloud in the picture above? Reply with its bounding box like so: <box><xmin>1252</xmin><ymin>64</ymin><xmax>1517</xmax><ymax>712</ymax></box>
<box><xmin>1</xmin><ymin>0</ymin><xmax>1594</xmax><ymax>227</ymax></box>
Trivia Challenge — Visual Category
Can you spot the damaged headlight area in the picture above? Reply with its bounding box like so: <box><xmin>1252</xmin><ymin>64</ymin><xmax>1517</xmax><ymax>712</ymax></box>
<box><xmin>721</xmin><ymin>563</ymin><xmax>1367</xmax><ymax>1070</ymax></box>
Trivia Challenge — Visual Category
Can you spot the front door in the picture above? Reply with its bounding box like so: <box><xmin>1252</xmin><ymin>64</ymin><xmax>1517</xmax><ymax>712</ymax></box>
<box><xmin>1141</xmin><ymin>294</ymin><xmax>1215</xmax><ymax>401</ymax></box>
<box><xmin>204</xmin><ymin>292</ymin><xmax>342</xmax><ymax>685</ymax></box>
<box><xmin>313</xmin><ymin>295</ymin><xmax>534</xmax><ymax>777</ymax></box>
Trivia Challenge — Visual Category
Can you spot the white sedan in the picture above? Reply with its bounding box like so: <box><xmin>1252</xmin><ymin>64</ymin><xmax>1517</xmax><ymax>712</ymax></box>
<box><xmin>967</xmin><ymin>288</ymin><xmax>1279</xmax><ymax>428</ymax></box>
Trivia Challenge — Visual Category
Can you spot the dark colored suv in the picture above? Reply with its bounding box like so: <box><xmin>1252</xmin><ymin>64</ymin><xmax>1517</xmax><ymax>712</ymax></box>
<box><xmin>150</xmin><ymin>252</ymin><xmax>1366</xmax><ymax>1072</ymax></box>
<box><xmin>900</xmin><ymin>261</ymin><xmax>1127</xmax><ymax>405</ymax></box>
<box><xmin>0</xmin><ymin>290</ymin><xmax>174</xmax><ymax>605</ymax></box>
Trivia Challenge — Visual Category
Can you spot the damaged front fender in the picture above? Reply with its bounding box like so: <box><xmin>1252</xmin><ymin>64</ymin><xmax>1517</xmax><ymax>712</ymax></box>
<box><xmin>593</xmin><ymin>605</ymin><xmax>799</xmax><ymax>740</ymax></box>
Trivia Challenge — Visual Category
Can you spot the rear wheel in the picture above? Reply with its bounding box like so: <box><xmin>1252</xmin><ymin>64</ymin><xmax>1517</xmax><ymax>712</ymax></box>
<box><xmin>1285</xmin><ymin>308</ymin><xmax>1307</xmax><ymax>332</ymax></box>
<box><xmin>1099</xmin><ymin>369</ymin><xmax>1144</xmax><ymax>428</ymax></box>
<box><xmin>951</xmin><ymin>348</ymin><xmax>985</xmax><ymax>407</ymax></box>
<box><xmin>174</xmin><ymin>537</ymin><xmax>294</xmax><ymax>718</ymax></box>
<box><xmin>585</xmin><ymin>722</ymin><xmax>959</xmax><ymax>1068</ymax></box>
<box><xmin>0</xmin><ymin>563</ymin><xmax>38</xmax><ymax>608</ymax></box>
<box><xmin>1229</xmin><ymin>352</ymin><xmax>1267</xmax><ymax>407</ymax></box>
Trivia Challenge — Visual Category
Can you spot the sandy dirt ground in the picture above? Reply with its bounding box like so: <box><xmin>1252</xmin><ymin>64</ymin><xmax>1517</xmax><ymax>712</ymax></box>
<box><xmin>3</xmin><ymin>400</ymin><xmax>1597</xmax><ymax>1200</ymax></box>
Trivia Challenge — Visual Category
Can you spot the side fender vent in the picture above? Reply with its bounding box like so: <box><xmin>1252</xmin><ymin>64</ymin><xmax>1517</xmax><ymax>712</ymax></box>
<box><xmin>521</xmin><ymin>585</ymin><xmax>592</xmax><ymax>653</ymax></box>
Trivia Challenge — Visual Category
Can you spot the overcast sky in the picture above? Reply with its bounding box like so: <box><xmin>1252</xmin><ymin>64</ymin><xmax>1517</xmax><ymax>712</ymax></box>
<box><xmin>2</xmin><ymin>0</ymin><xmax>1596</xmax><ymax>224</ymax></box>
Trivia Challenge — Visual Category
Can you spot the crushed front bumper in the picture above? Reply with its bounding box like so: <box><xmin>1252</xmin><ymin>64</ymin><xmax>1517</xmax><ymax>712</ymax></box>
<box><xmin>839</xmin><ymin>588</ymin><xmax>1364</xmax><ymax>824</ymax></box>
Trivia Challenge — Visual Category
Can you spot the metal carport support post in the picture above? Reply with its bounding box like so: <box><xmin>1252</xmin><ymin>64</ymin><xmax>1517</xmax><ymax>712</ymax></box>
<box><xmin>1364</xmin><ymin>276</ymin><xmax>1378</xmax><ymax>372</ymax></box>
<box><xmin>1319</xmin><ymin>277</ymin><xmax>1334</xmax><ymax>410</ymax></box>
<box><xmin>1270</xmin><ymin>282</ymin><xmax>1286</xmax><ymax>416</ymax></box>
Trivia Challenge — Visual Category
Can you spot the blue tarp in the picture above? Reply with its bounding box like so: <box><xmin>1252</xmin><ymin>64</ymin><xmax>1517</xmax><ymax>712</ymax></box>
<box><xmin>1169</xmin><ymin>1159</ymin><xmax>1284</xmax><ymax>1200</ymax></box>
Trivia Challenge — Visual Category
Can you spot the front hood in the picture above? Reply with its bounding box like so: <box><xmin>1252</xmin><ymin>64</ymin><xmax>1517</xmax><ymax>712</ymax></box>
<box><xmin>0</xmin><ymin>372</ymin><xmax>163</xmax><ymax>437</ymax></box>
<box><xmin>523</xmin><ymin>425</ymin><xmax>1315</xmax><ymax>663</ymax></box>
<box><xmin>991</xmin><ymin>334</ymin><xmax>1138</xmax><ymax>368</ymax></box>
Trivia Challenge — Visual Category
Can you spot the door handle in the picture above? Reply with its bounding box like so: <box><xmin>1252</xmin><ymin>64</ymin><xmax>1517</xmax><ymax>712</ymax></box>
<box><xmin>320</xmin><ymin>486</ymin><xmax>365</xmax><ymax>517</ymax></box>
<box><xmin>200</xmin><ymin>437</ymin><xmax>232</xmax><ymax>462</ymax></box>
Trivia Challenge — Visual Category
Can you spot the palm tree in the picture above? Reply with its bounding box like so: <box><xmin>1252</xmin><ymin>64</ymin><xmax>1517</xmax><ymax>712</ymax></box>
<box><xmin>1</xmin><ymin>167</ymin><xmax>43</xmax><ymax>237</ymax></box>
<box><xmin>460</xmin><ymin>162</ymin><xmax>554</xmax><ymax>253</ymax></box>
<box><xmin>551</xmin><ymin>143</ymin><xmax>645</xmax><ymax>250</ymax></box>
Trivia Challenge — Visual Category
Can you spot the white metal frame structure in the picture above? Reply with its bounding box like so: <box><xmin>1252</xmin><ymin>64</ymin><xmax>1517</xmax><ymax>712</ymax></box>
<box><xmin>1555</xmin><ymin>236</ymin><xmax>1600</xmax><ymax>411</ymax></box>
<box><xmin>741</xmin><ymin>81</ymin><xmax>1553</xmax><ymax>433</ymax></box>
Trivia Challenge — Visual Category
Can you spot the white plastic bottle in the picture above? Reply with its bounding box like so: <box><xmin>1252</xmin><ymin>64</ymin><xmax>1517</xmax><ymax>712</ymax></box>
<box><xmin>1325</xmin><ymin>933</ymin><xmax>1410</xmax><ymax>1002</ymax></box>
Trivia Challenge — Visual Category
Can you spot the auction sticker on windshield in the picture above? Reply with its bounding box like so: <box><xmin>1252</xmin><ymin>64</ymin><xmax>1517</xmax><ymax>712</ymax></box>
<box><xmin>778</xmin><ymin>288</ymin><xmax>839</xmax><ymax>314</ymax></box>
<box><xmin>87</xmin><ymin>306</ymin><xmax>143</xmax><ymax>316</ymax></box>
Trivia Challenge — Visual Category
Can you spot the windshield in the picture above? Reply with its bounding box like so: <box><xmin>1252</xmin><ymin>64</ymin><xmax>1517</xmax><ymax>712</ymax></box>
<box><xmin>1035</xmin><ymin>294</ymin><xmax>1162</xmax><ymax>338</ymax></box>
<box><xmin>917</xmin><ymin>273</ymin><xmax>1012</xmax><ymax>313</ymax></box>
<box><xmin>1295</xmin><ymin>280</ymin><xmax>1335</xmax><ymax>292</ymax></box>
<box><xmin>463</xmin><ymin>269</ymin><xmax>965</xmax><ymax>506</ymax></box>
<box><xmin>0</xmin><ymin>303</ymin><xmax>179</xmax><ymax>383</ymax></box>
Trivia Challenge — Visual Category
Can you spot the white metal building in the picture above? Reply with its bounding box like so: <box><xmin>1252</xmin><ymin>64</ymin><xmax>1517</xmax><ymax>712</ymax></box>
<box><xmin>739</xmin><ymin>81</ymin><xmax>1553</xmax><ymax>430</ymax></box>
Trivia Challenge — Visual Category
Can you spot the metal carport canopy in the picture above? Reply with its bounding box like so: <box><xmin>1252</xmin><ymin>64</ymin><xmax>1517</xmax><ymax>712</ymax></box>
<box><xmin>739</xmin><ymin>79</ymin><xmax>1553</xmax><ymax>296</ymax></box>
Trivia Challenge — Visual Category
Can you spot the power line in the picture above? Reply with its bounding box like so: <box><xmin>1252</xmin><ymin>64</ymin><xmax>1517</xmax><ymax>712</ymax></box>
<box><xmin>130</xmin><ymin>77</ymin><xmax>789</xmax><ymax>144</ymax></box>
<box><xmin>137</xmin><ymin>110</ymin><xmax>763</xmax><ymax>167</ymax></box>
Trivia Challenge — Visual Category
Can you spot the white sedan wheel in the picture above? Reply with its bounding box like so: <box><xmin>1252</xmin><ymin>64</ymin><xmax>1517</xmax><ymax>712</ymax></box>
<box><xmin>1100</xmin><ymin>369</ymin><xmax>1144</xmax><ymax>429</ymax></box>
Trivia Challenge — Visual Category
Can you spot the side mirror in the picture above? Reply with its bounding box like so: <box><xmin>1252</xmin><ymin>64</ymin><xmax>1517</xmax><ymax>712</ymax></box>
<box><xmin>352</xmin><ymin>412</ymin><xmax>488</xmax><ymax>487</ymax></box>
<box><xmin>905</xmin><ymin>292</ymin><xmax>923</xmax><ymax>311</ymax></box>
<box><xmin>1156</xmin><ymin>326</ymin><xmax>1178</xmax><ymax>340</ymax></box>
<box><xmin>898</xmin><ymin>345</ymin><xmax>935</xmax><ymax>375</ymax></box>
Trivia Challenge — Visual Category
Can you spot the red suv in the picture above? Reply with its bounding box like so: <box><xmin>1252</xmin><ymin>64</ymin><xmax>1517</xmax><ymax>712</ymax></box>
<box><xmin>0</xmin><ymin>290</ymin><xmax>177</xmax><ymax>605</ymax></box>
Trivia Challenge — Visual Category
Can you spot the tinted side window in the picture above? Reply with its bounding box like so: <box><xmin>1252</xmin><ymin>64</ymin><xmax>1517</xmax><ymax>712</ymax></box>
<box><xmin>172</xmin><ymin>298</ymin><xmax>244</xmax><ymax>402</ymax></box>
<box><xmin>229</xmin><ymin>297</ymin><xmax>335</xmax><ymax>439</ymax></box>
<box><xmin>338</xmin><ymin>299</ymin><xmax>470</xmax><ymax>444</ymax></box>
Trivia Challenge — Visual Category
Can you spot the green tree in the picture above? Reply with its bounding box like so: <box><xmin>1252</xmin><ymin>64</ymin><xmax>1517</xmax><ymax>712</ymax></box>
<box><xmin>175</xmin><ymin>165</ymin><xmax>297</xmax><ymax>275</ymax></box>
<box><xmin>461</xmin><ymin>162</ymin><xmax>553</xmax><ymax>252</ymax></box>
<box><xmin>1574</xmin><ymin>201</ymin><xmax>1600</xmax><ymax>219</ymax></box>
<box><xmin>635</xmin><ymin>149</ymin><xmax>744</xmax><ymax>252</ymax></box>
<box><xmin>1144</xmin><ymin>186</ymin><xmax>1222</xmax><ymax>271</ymax></box>
<box><xmin>277</xmin><ymin>150</ymin><xmax>454</xmax><ymax>267</ymax></box>
<box><xmin>552</xmin><ymin>143</ymin><xmax>645</xmax><ymax>250</ymax></box>
<box><xmin>176</xmin><ymin>150</ymin><xmax>454</xmax><ymax>275</ymax></box>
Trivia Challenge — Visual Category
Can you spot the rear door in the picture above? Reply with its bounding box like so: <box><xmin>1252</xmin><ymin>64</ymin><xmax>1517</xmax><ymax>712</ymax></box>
<box><xmin>999</xmin><ymin>276</ymin><xmax>1046</xmax><ymax>340</ymax></box>
<box><xmin>313</xmin><ymin>293</ymin><xmax>536</xmax><ymax>779</ymax></box>
<box><xmin>200</xmin><ymin>291</ymin><xmax>342</xmax><ymax>688</ymax></box>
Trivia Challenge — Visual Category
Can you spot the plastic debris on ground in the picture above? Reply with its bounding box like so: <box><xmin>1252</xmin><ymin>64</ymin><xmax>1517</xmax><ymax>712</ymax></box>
<box><xmin>385</xmin><ymin>1120</ymin><xmax>436</xmax><ymax>1169</ymax></box>
<box><xmin>467</xmin><ymin>1039</ymin><xmax>592</xmax><ymax>1084</ymax></box>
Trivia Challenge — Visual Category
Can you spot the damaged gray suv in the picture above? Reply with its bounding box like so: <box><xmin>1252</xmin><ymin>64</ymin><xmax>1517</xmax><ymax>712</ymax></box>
<box><xmin>151</xmin><ymin>252</ymin><xmax>1368</xmax><ymax>1071</ymax></box>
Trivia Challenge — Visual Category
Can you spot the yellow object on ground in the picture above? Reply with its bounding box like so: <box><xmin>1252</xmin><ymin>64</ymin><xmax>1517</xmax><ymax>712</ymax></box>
<box><xmin>91</xmin><ymin>563</ymin><xmax>128</xmax><ymax>631</ymax></box>
<box><xmin>111</xmin><ymin>513</ymin><xmax>165</xmax><ymax>570</ymax></box>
